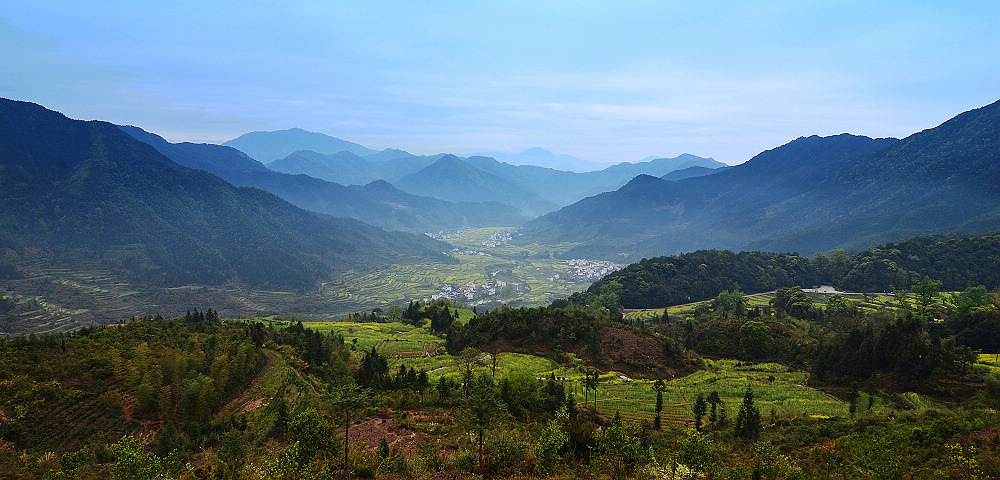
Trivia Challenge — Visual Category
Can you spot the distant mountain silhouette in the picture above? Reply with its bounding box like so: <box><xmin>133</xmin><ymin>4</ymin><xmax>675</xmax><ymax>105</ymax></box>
<box><xmin>464</xmin><ymin>153</ymin><xmax>724</xmax><ymax>206</ymax></box>
<box><xmin>475</xmin><ymin>147</ymin><xmax>603</xmax><ymax>172</ymax></box>
<box><xmin>269</xmin><ymin>150</ymin><xmax>379</xmax><ymax>185</ymax></box>
<box><xmin>267</xmin><ymin>149</ymin><xmax>441</xmax><ymax>184</ymax></box>
<box><xmin>0</xmin><ymin>98</ymin><xmax>453</xmax><ymax>292</ymax></box>
<box><xmin>394</xmin><ymin>155</ymin><xmax>560</xmax><ymax>216</ymax></box>
<box><xmin>223</xmin><ymin>128</ymin><xmax>375</xmax><ymax>163</ymax></box>
<box><xmin>122</xmin><ymin>127</ymin><xmax>527</xmax><ymax>232</ymax></box>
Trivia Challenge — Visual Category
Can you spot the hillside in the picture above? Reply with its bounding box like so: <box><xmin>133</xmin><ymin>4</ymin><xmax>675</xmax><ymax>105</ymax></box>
<box><xmin>661</xmin><ymin>165</ymin><xmax>727</xmax><ymax>181</ymax></box>
<box><xmin>520</xmin><ymin>102</ymin><xmax>1000</xmax><ymax>259</ymax></box>
<box><xmin>0</xmin><ymin>99</ymin><xmax>453</xmax><ymax>331</ymax></box>
<box><xmin>577</xmin><ymin>231</ymin><xmax>1000</xmax><ymax>311</ymax></box>
<box><xmin>122</xmin><ymin>127</ymin><xmax>527</xmax><ymax>233</ymax></box>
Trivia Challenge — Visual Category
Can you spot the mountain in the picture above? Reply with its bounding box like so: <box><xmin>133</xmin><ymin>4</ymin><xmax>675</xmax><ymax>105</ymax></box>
<box><xmin>591</xmin><ymin>154</ymin><xmax>727</xmax><ymax>185</ymax></box>
<box><xmin>523</xmin><ymin>133</ymin><xmax>905</xmax><ymax>258</ymax></box>
<box><xmin>223</xmin><ymin>128</ymin><xmax>376</xmax><ymax>163</ymax></box>
<box><xmin>463</xmin><ymin>153</ymin><xmax>724</xmax><ymax>207</ymax></box>
<box><xmin>0</xmin><ymin>99</ymin><xmax>451</xmax><ymax>293</ymax></box>
<box><xmin>525</xmin><ymin>100</ymin><xmax>1000</xmax><ymax>259</ymax></box>
<box><xmin>475</xmin><ymin>147</ymin><xmax>603</xmax><ymax>172</ymax></box>
<box><xmin>364</xmin><ymin>147</ymin><xmax>415</xmax><ymax>162</ymax></box>
<box><xmin>394</xmin><ymin>154</ymin><xmax>560</xmax><ymax>216</ymax></box>
<box><xmin>661</xmin><ymin>165</ymin><xmax>728</xmax><ymax>181</ymax></box>
<box><xmin>268</xmin><ymin>150</ymin><xmax>380</xmax><ymax>185</ymax></box>
<box><xmin>267</xmin><ymin>149</ymin><xmax>441</xmax><ymax>184</ymax></box>
<box><xmin>121</xmin><ymin>127</ymin><xmax>527</xmax><ymax>232</ymax></box>
<box><xmin>118</xmin><ymin>125</ymin><xmax>270</xmax><ymax>175</ymax></box>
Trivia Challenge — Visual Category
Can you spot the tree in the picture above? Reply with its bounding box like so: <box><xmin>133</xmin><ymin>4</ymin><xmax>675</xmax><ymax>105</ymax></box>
<box><xmin>462</xmin><ymin>373</ymin><xmax>505</xmax><ymax>475</ymax></box>
<box><xmin>599</xmin><ymin>412</ymin><xmax>648</xmax><ymax>477</ymax></box>
<box><xmin>716</xmin><ymin>290</ymin><xmax>747</xmax><ymax>318</ymax></box>
<box><xmin>583</xmin><ymin>367</ymin><xmax>601</xmax><ymax>413</ymax></box>
<box><xmin>950</xmin><ymin>285</ymin><xmax>989</xmax><ymax>315</ymax></box>
<box><xmin>357</xmin><ymin>346</ymin><xmax>388</xmax><ymax>389</ymax></box>
<box><xmin>912</xmin><ymin>276</ymin><xmax>943</xmax><ymax>319</ymax></box>
<box><xmin>327</xmin><ymin>385</ymin><xmax>369</xmax><ymax>468</ymax></box>
<box><xmin>692</xmin><ymin>394</ymin><xmax>708</xmax><ymax>431</ymax></box>
<box><xmin>739</xmin><ymin>321</ymin><xmax>774</xmax><ymax>359</ymax></box>
<box><xmin>535</xmin><ymin>408</ymin><xmax>569</xmax><ymax>475</ymax></box>
<box><xmin>734</xmin><ymin>384</ymin><xmax>762</xmax><ymax>441</ymax></box>
<box><xmin>459</xmin><ymin>347</ymin><xmax>482</xmax><ymax>394</ymax></box>
<box><xmin>652</xmin><ymin>379</ymin><xmax>667</xmax><ymax>430</ymax></box>
<box><xmin>676</xmin><ymin>429</ymin><xmax>719</xmax><ymax>477</ymax></box>
<box><xmin>108</xmin><ymin>435</ymin><xmax>165</xmax><ymax>480</ymax></box>
<box><xmin>707</xmin><ymin>390</ymin><xmax>722</xmax><ymax>423</ymax></box>
<box><xmin>288</xmin><ymin>407</ymin><xmax>340</xmax><ymax>466</ymax></box>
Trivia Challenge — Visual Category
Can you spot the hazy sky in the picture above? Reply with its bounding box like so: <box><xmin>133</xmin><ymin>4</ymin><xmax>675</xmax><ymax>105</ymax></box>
<box><xmin>3</xmin><ymin>1</ymin><xmax>998</xmax><ymax>165</ymax></box>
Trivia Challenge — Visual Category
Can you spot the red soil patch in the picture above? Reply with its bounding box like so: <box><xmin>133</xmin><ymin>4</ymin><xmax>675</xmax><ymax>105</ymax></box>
<box><xmin>340</xmin><ymin>412</ymin><xmax>441</xmax><ymax>453</ymax></box>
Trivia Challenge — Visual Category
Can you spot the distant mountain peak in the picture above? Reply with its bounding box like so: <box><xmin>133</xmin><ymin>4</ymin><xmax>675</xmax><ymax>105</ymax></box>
<box><xmin>223</xmin><ymin>128</ymin><xmax>375</xmax><ymax>162</ymax></box>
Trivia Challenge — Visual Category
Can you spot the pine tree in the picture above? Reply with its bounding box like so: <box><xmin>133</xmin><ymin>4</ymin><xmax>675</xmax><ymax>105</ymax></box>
<box><xmin>693</xmin><ymin>394</ymin><xmax>708</xmax><ymax>431</ymax></box>
<box><xmin>734</xmin><ymin>384</ymin><xmax>762</xmax><ymax>441</ymax></box>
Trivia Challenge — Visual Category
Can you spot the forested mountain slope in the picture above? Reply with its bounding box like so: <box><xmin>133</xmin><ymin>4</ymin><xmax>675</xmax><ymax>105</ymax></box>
<box><xmin>0</xmin><ymin>99</ymin><xmax>451</xmax><ymax>291</ymax></box>
<box><xmin>579</xmin><ymin>231</ymin><xmax>1000</xmax><ymax>309</ymax></box>
<box><xmin>524</xmin><ymin>100</ymin><xmax>1000</xmax><ymax>259</ymax></box>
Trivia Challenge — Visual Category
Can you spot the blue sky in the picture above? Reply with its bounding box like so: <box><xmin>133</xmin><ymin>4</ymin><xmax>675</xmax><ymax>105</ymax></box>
<box><xmin>3</xmin><ymin>1</ymin><xmax>998</xmax><ymax>165</ymax></box>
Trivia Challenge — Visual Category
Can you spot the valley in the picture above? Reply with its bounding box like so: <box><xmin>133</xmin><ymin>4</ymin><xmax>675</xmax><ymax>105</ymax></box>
<box><xmin>3</xmin><ymin>98</ymin><xmax>1000</xmax><ymax>479</ymax></box>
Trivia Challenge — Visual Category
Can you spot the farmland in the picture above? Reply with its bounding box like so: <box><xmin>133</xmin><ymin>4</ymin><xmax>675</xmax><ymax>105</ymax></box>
<box><xmin>298</xmin><ymin>315</ymin><xmax>859</xmax><ymax>427</ymax></box>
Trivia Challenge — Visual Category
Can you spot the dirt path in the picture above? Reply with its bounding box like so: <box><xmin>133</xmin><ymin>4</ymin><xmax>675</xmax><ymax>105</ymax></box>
<box><xmin>214</xmin><ymin>350</ymin><xmax>274</xmax><ymax>421</ymax></box>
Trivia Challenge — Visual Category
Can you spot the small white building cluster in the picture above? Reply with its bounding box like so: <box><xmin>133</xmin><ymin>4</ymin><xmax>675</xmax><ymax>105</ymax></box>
<box><xmin>428</xmin><ymin>280</ymin><xmax>513</xmax><ymax>303</ymax></box>
<box><xmin>561</xmin><ymin>259</ymin><xmax>621</xmax><ymax>282</ymax></box>
<box><xmin>480</xmin><ymin>229</ymin><xmax>516</xmax><ymax>247</ymax></box>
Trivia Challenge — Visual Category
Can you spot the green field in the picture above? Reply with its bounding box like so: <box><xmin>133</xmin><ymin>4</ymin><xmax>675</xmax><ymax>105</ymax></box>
<box><xmin>300</xmin><ymin>315</ymin><xmax>870</xmax><ymax>427</ymax></box>
<box><xmin>977</xmin><ymin>353</ymin><xmax>1000</xmax><ymax>375</ymax></box>
<box><xmin>626</xmin><ymin>291</ymin><xmax>903</xmax><ymax>323</ymax></box>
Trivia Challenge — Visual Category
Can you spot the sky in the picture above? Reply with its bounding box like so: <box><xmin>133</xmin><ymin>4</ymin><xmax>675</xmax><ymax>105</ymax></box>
<box><xmin>2</xmin><ymin>1</ymin><xmax>999</xmax><ymax>166</ymax></box>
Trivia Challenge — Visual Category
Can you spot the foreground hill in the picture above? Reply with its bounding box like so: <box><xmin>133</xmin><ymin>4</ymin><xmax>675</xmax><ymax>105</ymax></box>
<box><xmin>524</xmin><ymin>99</ymin><xmax>1000</xmax><ymax>259</ymax></box>
<box><xmin>0</xmin><ymin>99</ymin><xmax>453</xmax><ymax>331</ymax></box>
<box><xmin>576</xmin><ymin>231</ymin><xmax>1000</xmax><ymax>311</ymax></box>
<box><xmin>121</xmin><ymin>127</ymin><xmax>527</xmax><ymax>233</ymax></box>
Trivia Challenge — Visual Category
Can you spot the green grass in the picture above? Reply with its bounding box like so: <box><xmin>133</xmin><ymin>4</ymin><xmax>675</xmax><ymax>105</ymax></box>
<box><xmin>301</xmin><ymin>321</ymin><xmax>444</xmax><ymax>355</ymax></box>
<box><xmin>977</xmin><ymin>353</ymin><xmax>1000</xmax><ymax>375</ymax></box>
<box><xmin>631</xmin><ymin>291</ymin><xmax>905</xmax><ymax>321</ymax></box>
<box><xmin>560</xmin><ymin>359</ymin><xmax>873</xmax><ymax>425</ymax></box>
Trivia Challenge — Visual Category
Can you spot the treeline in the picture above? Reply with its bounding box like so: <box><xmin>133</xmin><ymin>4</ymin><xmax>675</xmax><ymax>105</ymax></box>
<box><xmin>578</xmin><ymin>232</ymin><xmax>1000</xmax><ymax>309</ymax></box>
<box><xmin>446</xmin><ymin>305</ymin><xmax>606</xmax><ymax>360</ymax></box>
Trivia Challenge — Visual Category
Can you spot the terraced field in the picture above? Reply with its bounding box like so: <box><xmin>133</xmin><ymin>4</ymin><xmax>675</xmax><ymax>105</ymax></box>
<box><xmin>298</xmin><ymin>313</ymin><xmax>863</xmax><ymax>427</ymax></box>
<box><xmin>625</xmin><ymin>291</ymin><xmax>900</xmax><ymax>323</ymax></box>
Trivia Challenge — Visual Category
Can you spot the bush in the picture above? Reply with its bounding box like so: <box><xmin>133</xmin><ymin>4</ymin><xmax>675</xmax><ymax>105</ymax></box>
<box><xmin>985</xmin><ymin>374</ymin><xmax>1000</xmax><ymax>399</ymax></box>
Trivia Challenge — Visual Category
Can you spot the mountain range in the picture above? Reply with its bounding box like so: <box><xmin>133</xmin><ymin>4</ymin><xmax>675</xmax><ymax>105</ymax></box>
<box><xmin>247</xmin><ymin>129</ymin><xmax>726</xmax><ymax>213</ymax></box>
<box><xmin>0</xmin><ymin>99</ymin><xmax>452</xmax><ymax>292</ymax></box>
<box><xmin>120</xmin><ymin>127</ymin><xmax>528</xmax><ymax>232</ymax></box>
<box><xmin>522</xmin><ymin>99</ymin><xmax>1000</xmax><ymax>259</ymax></box>
<box><xmin>472</xmin><ymin>147</ymin><xmax>603</xmax><ymax>172</ymax></box>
